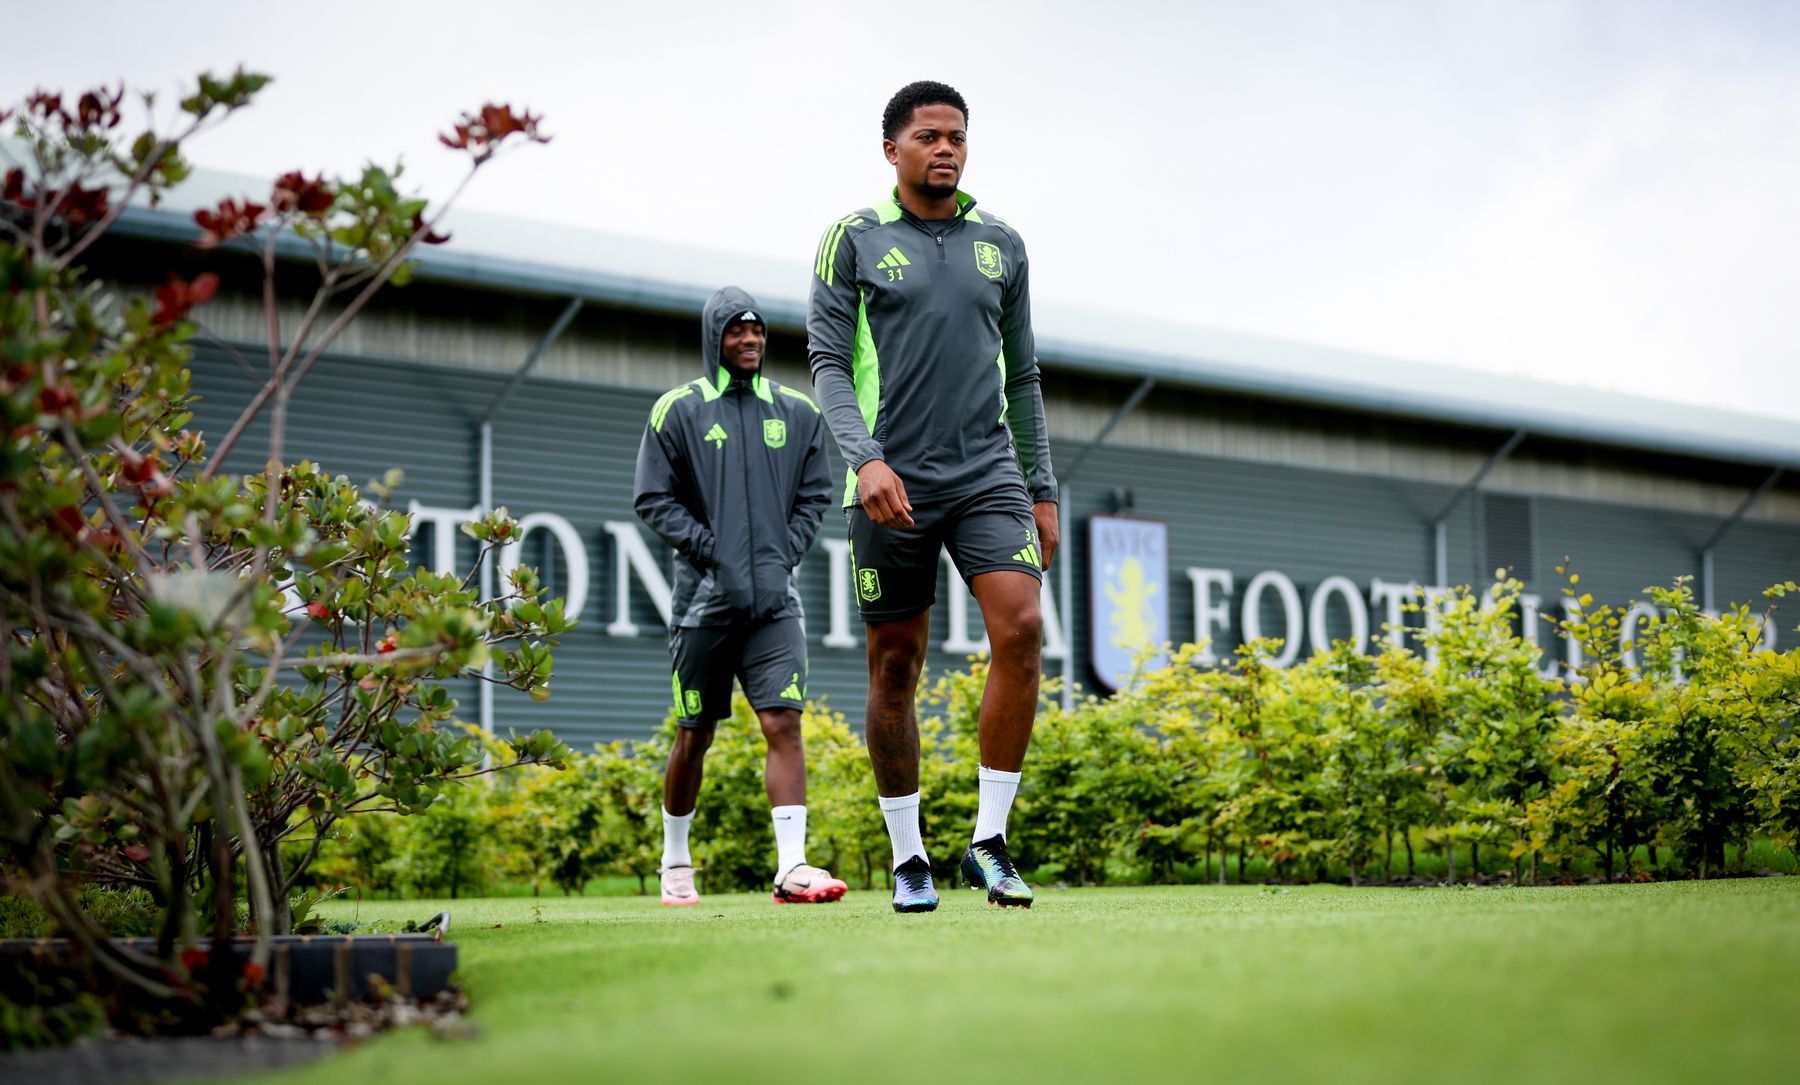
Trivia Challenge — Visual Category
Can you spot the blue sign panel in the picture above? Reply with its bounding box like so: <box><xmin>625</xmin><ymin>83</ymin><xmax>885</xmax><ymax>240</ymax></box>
<box><xmin>1088</xmin><ymin>515</ymin><xmax>1170</xmax><ymax>692</ymax></box>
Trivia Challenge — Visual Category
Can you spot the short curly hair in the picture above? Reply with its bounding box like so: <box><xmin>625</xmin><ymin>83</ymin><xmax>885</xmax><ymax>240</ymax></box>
<box><xmin>882</xmin><ymin>81</ymin><xmax>969</xmax><ymax>141</ymax></box>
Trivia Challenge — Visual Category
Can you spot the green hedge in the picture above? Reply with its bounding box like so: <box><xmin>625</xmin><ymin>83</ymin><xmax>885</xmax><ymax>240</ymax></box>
<box><xmin>305</xmin><ymin>574</ymin><xmax>1799</xmax><ymax>894</ymax></box>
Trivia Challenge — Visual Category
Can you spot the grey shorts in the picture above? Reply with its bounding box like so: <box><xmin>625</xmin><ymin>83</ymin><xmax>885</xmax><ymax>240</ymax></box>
<box><xmin>668</xmin><ymin>615</ymin><xmax>807</xmax><ymax>728</ymax></box>
<box><xmin>846</xmin><ymin>480</ymin><xmax>1044</xmax><ymax>623</ymax></box>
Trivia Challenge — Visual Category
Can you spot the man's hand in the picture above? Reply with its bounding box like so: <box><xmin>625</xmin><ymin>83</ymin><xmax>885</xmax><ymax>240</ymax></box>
<box><xmin>1033</xmin><ymin>500</ymin><xmax>1060</xmax><ymax>569</ymax></box>
<box><xmin>857</xmin><ymin>460</ymin><xmax>914</xmax><ymax>528</ymax></box>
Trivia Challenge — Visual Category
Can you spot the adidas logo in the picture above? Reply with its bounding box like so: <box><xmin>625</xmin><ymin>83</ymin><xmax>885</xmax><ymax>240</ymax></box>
<box><xmin>875</xmin><ymin>247</ymin><xmax>911</xmax><ymax>271</ymax></box>
<box><xmin>779</xmin><ymin>672</ymin><xmax>802</xmax><ymax>700</ymax></box>
<box><xmin>1013</xmin><ymin>543</ymin><xmax>1041</xmax><ymax>566</ymax></box>
<box><xmin>704</xmin><ymin>423</ymin><xmax>728</xmax><ymax>449</ymax></box>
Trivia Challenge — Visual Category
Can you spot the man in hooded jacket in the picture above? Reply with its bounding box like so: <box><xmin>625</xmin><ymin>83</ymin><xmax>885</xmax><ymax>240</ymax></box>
<box><xmin>633</xmin><ymin>286</ymin><xmax>843</xmax><ymax>906</ymax></box>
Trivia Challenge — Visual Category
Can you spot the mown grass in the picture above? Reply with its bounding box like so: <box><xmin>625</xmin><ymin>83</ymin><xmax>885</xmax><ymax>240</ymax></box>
<box><xmin>212</xmin><ymin>878</ymin><xmax>1799</xmax><ymax>1085</ymax></box>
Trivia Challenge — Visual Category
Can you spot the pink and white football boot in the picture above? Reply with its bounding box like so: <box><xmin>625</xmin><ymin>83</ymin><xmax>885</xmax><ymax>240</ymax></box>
<box><xmin>771</xmin><ymin>863</ymin><xmax>848</xmax><ymax>904</ymax></box>
<box><xmin>659</xmin><ymin>865</ymin><xmax>699</xmax><ymax>906</ymax></box>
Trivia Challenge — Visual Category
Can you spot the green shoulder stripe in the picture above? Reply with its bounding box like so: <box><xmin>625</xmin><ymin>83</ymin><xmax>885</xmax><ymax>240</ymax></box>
<box><xmin>777</xmin><ymin>385</ymin><xmax>820</xmax><ymax>413</ymax></box>
<box><xmin>650</xmin><ymin>385</ymin><xmax>696</xmax><ymax>431</ymax></box>
<box><xmin>815</xmin><ymin>212</ymin><xmax>865</xmax><ymax>284</ymax></box>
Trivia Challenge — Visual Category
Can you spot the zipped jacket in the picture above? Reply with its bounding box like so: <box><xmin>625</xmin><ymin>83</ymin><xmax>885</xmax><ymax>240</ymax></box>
<box><xmin>633</xmin><ymin>287</ymin><xmax>833</xmax><ymax>627</ymax></box>
<box><xmin>806</xmin><ymin>188</ymin><xmax>1056</xmax><ymax>508</ymax></box>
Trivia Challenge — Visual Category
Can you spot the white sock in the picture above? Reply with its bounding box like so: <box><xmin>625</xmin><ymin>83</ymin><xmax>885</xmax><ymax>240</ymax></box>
<box><xmin>878</xmin><ymin>792</ymin><xmax>925</xmax><ymax>870</ymax></box>
<box><xmin>771</xmin><ymin>805</ymin><xmax>808</xmax><ymax>873</ymax></box>
<box><xmin>973</xmin><ymin>765</ymin><xmax>1022</xmax><ymax>843</ymax></box>
<box><xmin>661</xmin><ymin>807</ymin><xmax>694</xmax><ymax>869</ymax></box>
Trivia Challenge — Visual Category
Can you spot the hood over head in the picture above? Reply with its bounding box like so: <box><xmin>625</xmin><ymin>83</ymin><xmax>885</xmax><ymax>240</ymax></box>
<box><xmin>701</xmin><ymin>286</ymin><xmax>767</xmax><ymax>381</ymax></box>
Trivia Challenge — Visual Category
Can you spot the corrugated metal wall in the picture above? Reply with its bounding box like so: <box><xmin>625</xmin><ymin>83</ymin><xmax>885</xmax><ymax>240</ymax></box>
<box><xmin>173</xmin><ymin>266</ymin><xmax>1800</xmax><ymax>525</ymax></box>
<box><xmin>1039</xmin><ymin>371</ymin><xmax>1800</xmax><ymax>523</ymax></box>
<box><xmin>185</xmin><ymin>340</ymin><xmax>1798</xmax><ymax>750</ymax></box>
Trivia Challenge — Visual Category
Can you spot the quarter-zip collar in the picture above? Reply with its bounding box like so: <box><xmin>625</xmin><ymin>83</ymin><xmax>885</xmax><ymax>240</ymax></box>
<box><xmin>891</xmin><ymin>185</ymin><xmax>978</xmax><ymax>228</ymax></box>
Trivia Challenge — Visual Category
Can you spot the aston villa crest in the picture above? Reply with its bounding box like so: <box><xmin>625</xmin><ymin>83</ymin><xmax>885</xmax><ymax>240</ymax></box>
<box><xmin>764</xmin><ymin>418</ymin><xmax>787</xmax><ymax>448</ymax></box>
<box><xmin>1088</xmin><ymin>515</ymin><xmax>1170</xmax><ymax>693</ymax></box>
<box><xmin>973</xmin><ymin>240</ymin><xmax>1003</xmax><ymax>280</ymax></box>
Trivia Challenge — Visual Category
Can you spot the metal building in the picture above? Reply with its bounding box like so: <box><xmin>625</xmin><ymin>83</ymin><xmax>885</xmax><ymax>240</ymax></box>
<box><xmin>103</xmin><ymin>180</ymin><xmax>1800</xmax><ymax>749</ymax></box>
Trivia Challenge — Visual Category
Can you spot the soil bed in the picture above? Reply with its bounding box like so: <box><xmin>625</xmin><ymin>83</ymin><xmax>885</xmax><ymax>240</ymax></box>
<box><xmin>0</xmin><ymin>1034</ymin><xmax>334</xmax><ymax>1085</ymax></box>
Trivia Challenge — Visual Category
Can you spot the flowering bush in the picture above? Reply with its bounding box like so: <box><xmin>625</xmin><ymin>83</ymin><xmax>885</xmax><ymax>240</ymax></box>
<box><xmin>0</xmin><ymin>69</ymin><xmax>567</xmax><ymax>1021</ymax></box>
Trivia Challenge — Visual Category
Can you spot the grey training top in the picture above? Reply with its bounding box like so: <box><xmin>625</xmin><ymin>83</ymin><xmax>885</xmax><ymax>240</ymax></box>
<box><xmin>805</xmin><ymin>188</ymin><xmax>1056</xmax><ymax>508</ymax></box>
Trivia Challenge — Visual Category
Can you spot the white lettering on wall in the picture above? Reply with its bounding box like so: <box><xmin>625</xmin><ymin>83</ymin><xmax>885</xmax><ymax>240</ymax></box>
<box><xmin>406</xmin><ymin>500</ymin><xmax>480</xmax><ymax>578</ymax></box>
<box><xmin>400</xmin><ymin>499</ymin><xmax>1751</xmax><ymax>684</ymax></box>
<box><xmin>1187</xmin><ymin>568</ymin><xmax>1234</xmax><ymax>665</ymax></box>
<box><xmin>942</xmin><ymin>551</ymin><xmax>990</xmax><ymax>655</ymax></box>
<box><xmin>496</xmin><ymin>512</ymin><xmax>591</xmax><ymax>624</ymax></box>
<box><xmin>929</xmin><ymin>550</ymin><xmax>1070</xmax><ymax>660</ymax></box>
<box><xmin>1420</xmin><ymin>586</ymin><xmax>1454</xmax><ymax>668</ymax></box>
<box><xmin>820</xmin><ymin>538</ymin><xmax>858</xmax><ymax>648</ymax></box>
<box><xmin>1040</xmin><ymin>582</ymin><xmax>1069</xmax><ymax>663</ymax></box>
<box><xmin>1561</xmin><ymin>596</ymin><xmax>1586</xmax><ymax>675</ymax></box>
<box><xmin>1619</xmin><ymin>602</ymin><xmax>1660</xmax><ymax>672</ymax></box>
<box><xmin>602</xmin><ymin>520</ymin><xmax>671</xmax><ymax>635</ymax></box>
<box><xmin>1307</xmin><ymin>575</ymin><xmax>1369</xmax><ymax>656</ymax></box>
<box><xmin>1369</xmin><ymin>578</ymin><xmax>1416</xmax><ymax>650</ymax></box>
<box><xmin>1241</xmin><ymin>570</ymin><xmax>1303</xmax><ymax>668</ymax></box>
<box><xmin>1519</xmin><ymin>593</ymin><xmax>1559</xmax><ymax>678</ymax></box>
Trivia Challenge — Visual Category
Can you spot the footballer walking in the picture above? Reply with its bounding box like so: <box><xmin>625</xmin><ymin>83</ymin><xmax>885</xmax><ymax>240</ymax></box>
<box><xmin>633</xmin><ymin>287</ymin><xmax>846</xmax><ymax>906</ymax></box>
<box><xmin>807</xmin><ymin>82</ymin><xmax>1059</xmax><ymax>912</ymax></box>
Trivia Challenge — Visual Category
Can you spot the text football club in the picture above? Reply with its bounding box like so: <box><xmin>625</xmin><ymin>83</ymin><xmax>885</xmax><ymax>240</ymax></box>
<box><xmin>399</xmin><ymin>502</ymin><xmax>1776</xmax><ymax>680</ymax></box>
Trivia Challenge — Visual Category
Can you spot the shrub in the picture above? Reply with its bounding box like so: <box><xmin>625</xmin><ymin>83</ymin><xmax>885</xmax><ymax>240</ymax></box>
<box><xmin>0</xmin><ymin>70</ymin><xmax>566</xmax><ymax>1019</ymax></box>
<box><xmin>297</xmin><ymin>575</ymin><xmax>1798</xmax><ymax>899</ymax></box>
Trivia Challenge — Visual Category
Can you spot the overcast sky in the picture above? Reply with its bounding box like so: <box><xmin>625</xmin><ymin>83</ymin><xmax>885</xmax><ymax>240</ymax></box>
<box><xmin>10</xmin><ymin>1</ymin><xmax>1800</xmax><ymax>422</ymax></box>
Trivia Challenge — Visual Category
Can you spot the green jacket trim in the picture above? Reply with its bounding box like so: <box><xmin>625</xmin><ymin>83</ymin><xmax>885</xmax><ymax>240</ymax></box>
<box><xmin>651</xmin><ymin>384</ymin><xmax>696</xmax><ymax>432</ymax></box>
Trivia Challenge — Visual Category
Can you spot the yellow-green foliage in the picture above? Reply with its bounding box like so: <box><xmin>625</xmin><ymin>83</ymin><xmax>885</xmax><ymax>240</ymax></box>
<box><xmin>1539</xmin><ymin>572</ymin><xmax>1800</xmax><ymax>877</ymax></box>
<box><xmin>308</xmin><ymin>575</ymin><xmax>1798</xmax><ymax>893</ymax></box>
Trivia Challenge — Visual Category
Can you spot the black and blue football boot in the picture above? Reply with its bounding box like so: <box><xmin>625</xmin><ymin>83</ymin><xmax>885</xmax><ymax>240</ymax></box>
<box><xmin>960</xmin><ymin>835</ymin><xmax>1033</xmax><ymax>908</ymax></box>
<box><xmin>891</xmin><ymin>854</ymin><xmax>939</xmax><ymax>913</ymax></box>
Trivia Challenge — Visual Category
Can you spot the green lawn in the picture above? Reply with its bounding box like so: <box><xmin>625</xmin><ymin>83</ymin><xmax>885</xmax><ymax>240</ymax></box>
<box><xmin>216</xmin><ymin>879</ymin><xmax>1798</xmax><ymax>1085</ymax></box>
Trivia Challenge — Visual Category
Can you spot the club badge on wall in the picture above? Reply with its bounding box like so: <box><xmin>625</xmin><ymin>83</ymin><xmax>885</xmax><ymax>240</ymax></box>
<box><xmin>1088</xmin><ymin>515</ymin><xmax>1169</xmax><ymax>693</ymax></box>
